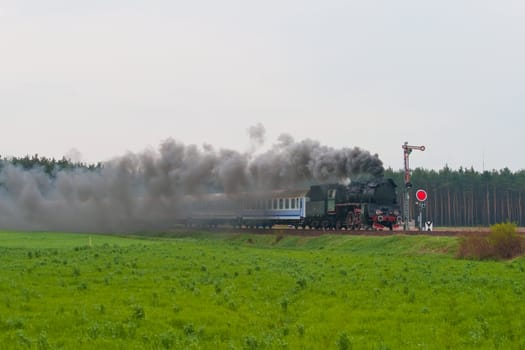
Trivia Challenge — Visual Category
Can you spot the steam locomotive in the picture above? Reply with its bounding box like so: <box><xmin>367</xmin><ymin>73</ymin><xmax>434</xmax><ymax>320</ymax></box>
<box><xmin>182</xmin><ymin>177</ymin><xmax>402</xmax><ymax>231</ymax></box>
<box><xmin>304</xmin><ymin>178</ymin><xmax>401</xmax><ymax>230</ymax></box>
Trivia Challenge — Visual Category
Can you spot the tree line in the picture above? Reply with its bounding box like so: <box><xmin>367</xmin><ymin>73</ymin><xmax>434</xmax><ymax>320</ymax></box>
<box><xmin>0</xmin><ymin>154</ymin><xmax>102</xmax><ymax>176</ymax></box>
<box><xmin>384</xmin><ymin>166</ymin><xmax>525</xmax><ymax>227</ymax></box>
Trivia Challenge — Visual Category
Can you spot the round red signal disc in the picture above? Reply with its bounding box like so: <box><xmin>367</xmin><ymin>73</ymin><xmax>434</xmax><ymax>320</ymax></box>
<box><xmin>416</xmin><ymin>189</ymin><xmax>427</xmax><ymax>202</ymax></box>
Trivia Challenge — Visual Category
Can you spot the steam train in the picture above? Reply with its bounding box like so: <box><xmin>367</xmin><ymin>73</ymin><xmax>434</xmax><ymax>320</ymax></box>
<box><xmin>182</xmin><ymin>178</ymin><xmax>402</xmax><ymax>231</ymax></box>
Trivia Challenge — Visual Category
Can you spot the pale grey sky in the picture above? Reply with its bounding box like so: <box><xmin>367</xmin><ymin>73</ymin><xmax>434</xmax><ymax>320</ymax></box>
<box><xmin>1</xmin><ymin>0</ymin><xmax>524</xmax><ymax>171</ymax></box>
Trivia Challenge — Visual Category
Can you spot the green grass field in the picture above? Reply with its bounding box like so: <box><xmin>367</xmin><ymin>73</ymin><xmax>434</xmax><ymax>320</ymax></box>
<box><xmin>0</xmin><ymin>231</ymin><xmax>523</xmax><ymax>349</ymax></box>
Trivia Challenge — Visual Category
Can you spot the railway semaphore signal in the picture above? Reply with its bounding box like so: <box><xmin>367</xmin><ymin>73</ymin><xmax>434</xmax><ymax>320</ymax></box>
<box><xmin>402</xmin><ymin>142</ymin><xmax>425</xmax><ymax>230</ymax></box>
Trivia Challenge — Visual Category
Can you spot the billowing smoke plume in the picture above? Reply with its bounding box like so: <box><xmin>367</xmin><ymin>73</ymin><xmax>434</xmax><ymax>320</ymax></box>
<box><xmin>0</xmin><ymin>129</ymin><xmax>383</xmax><ymax>232</ymax></box>
<box><xmin>248</xmin><ymin>123</ymin><xmax>266</xmax><ymax>151</ymax></box>
<box><xmin>249</xmin><ymin>134</ymin><xmax>384</xmax><ymax>188</ymax></box>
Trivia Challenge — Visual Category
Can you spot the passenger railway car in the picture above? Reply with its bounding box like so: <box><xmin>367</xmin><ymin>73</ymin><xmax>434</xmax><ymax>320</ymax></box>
<box><xmin>182</xmin><ymin>189</ymin><xmax>308</xmax><ymax>228</ymax></box>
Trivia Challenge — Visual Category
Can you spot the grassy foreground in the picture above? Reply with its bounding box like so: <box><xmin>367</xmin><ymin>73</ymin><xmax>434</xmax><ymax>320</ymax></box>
<box><xmin>0</xmin><ymin>231</ymin><xmax>523</xmax><ymax>349</ymax></box>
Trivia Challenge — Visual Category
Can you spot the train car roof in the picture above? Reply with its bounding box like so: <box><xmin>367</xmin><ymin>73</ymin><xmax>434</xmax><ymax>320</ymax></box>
<box><xmin>237</xmin><ymin>188</ymin><xmax>309</xmax><ymax>198</ymax></box>
<box><xmin>182</xmin><ymin>188</ymin><xmax>310</xmax><ymax>200</ymax></box>
<box><xmin>266</xmin><ymin>188</ymin><xmax>310</xmax><ymax>197</ymax></box>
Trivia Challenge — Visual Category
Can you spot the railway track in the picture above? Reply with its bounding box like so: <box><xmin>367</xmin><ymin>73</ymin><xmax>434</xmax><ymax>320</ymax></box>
<box><xmin>170</xmin><ymin>227</ymin><xmax>495</xmax><ymax>237</ymax></box>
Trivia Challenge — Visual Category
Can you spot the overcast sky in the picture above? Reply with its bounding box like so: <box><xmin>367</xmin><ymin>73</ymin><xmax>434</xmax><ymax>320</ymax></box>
<box><xmin>1</xmin><ymin>0</ymin><xmax>524</xmax><ymax>172</ymax></box>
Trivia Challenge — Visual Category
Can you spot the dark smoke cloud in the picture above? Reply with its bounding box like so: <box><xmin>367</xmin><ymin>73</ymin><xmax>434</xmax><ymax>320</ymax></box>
<box><xmin>248</xmin><ymin>123</ymin><xmax>266</xmax><ymax>151</ymax></box>
<box><xmin>249</xmin><ymin>134</ymin><xmax>384</xmax><ymax>189</ymax></box>
<box><xmin>0</xmin><ymin>131</ymin><xmax>383</xmax><ymax>232</ymax></box>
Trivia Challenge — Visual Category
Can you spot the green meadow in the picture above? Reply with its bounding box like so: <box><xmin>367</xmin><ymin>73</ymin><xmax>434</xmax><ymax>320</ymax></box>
<box><xmin>0</xmin><ymin>231</ymin><xmax>524</xmax><ymax>349</ymax></box>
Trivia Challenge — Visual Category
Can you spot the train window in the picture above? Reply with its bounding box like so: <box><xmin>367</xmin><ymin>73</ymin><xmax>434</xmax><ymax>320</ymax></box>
<box><xmin>291</xmin><ymin>198</ymin><xmax>295</xmax><ymax>209</ymax></box>
<box><xmin>328</xmin><ymin>189</ymin><xmax>336</xmax><ymax>199</ymax></box>
<box><xmin>279</xmin><ymin>198</ymin><xmax>283</xmax><ymax>209</ymax></box>
<box><xmin>273</xmin><ymin>199</ymin><xmax>277</xmax><ymax>209</ymax></box>
<box><xmin>284</xmin><ymin>198</ymin><xmax>289</xmax><ymax>209</ymax></box>
<box><xmin>267</xmin><ymin>199</ymin><xmax>271</xmax><ymax>209</ymax></box>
